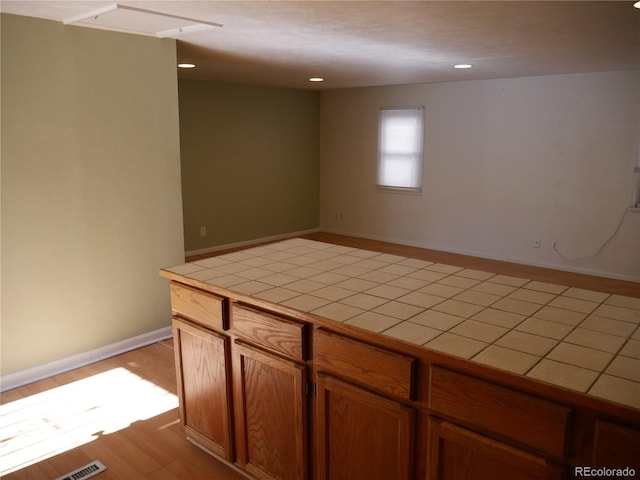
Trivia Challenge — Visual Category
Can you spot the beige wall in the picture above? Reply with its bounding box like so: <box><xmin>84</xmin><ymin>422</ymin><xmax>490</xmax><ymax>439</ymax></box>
<box><xmin>1</xmin><ymin>14</ymin><xmax>185</xmax><ymax>375</ymax></box>
<box><xmin>178</xmin><ymin>79</ymin><xmax>319</xmax><ymax>254</ymax></box>
<box><xmin>320</xmin><ymin>71</ymin><xmax>640</xmax><ymax>281</ymax></box>
<box><xmin>3</xmin><ymin>13</ymin><xmax>637</xmax><ymax>378</ymax></box>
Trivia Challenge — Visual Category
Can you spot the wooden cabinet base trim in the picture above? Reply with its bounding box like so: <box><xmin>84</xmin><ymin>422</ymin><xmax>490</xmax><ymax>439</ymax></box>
<box><xmin>185</xmin><ymin>436</ymin><xmax>253</xmax><ymax>480</ymax></box>
<box><xmin>184</xmin><ymin>427</ymin><xmax>231</xmax><ymax>461</ymax></box>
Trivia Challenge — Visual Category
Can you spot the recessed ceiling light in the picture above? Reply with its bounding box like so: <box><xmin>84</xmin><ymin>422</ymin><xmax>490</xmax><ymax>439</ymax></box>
<box><xmin>454</xmin><ymin>64</ymin><xmax>473</xmax><ymax>69</ymax></box>
<box><xmin>178</xmin><ymin>63</ymin><xmax>196</xmax><ymax>69</ymax></box>
<box><xmin>634</xmin><ymin>1</ymin><xmax>640</xmax><ymax>8</ymax></box>
<box><xmin>309</xmin><ymin>77</ymin><xmax>324</xmax><ymax>82</ymax></box>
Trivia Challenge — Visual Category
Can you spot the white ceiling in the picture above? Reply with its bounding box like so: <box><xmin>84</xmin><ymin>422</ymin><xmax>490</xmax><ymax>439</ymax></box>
<box><xmin>2</xmin><ymin>1</ymin><xmax>639</xmax><ymax>89</ymax></box>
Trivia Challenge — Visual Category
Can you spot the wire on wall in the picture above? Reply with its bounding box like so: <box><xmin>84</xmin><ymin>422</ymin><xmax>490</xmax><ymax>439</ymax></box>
<box><xmin>552</xmin><ymin>207</ymin><xmax>636</xmax><ymax>262</ymax></box>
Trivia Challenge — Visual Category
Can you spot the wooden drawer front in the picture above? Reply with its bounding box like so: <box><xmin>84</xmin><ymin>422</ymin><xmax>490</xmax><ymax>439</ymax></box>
<box><xmin>232</xmin><ymin>304</ymin><xmax>306</xmax><ymax>361</ymax></box>
<box><xmin>429</xmin><ymin>366</ymin><xmax>571</xmax><ymax>458</ymax></box>
<box><xmin>315</xmin><ymin>329</ymin><xmax>415</xmax><ymax>401</ymax></box>
<box><xmin>170</xmin><ymin>282</ymin><xmax>225</xmax><ymax>331</ymax></box>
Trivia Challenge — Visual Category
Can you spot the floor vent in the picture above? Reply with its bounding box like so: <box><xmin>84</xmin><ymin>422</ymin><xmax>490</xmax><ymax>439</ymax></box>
<box><xmin>54</xmin><ymin>460</ymin><xmax>107</xmax><ymax>480</ymax></box>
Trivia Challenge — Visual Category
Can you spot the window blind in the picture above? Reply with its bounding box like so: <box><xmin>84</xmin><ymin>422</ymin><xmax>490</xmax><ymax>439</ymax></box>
<box><xmin>377</xmin><ymin>107</ymin><xmax>424</xmax><ymax>190</ymax></box>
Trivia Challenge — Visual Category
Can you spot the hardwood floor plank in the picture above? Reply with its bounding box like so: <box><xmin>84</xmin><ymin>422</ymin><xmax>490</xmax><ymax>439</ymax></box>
<box><xmin>161</xmin><ymin>446</ymin><xmax>248</xmax><ymax>480</ymax></box>
<box><xmin>147</xmin><ymin>466</ymin><xmax>183</xmax><ymax>480</ymax></box>
<box><xmin>5</xmin><ymin>234</ymin><xmax>637</xmax><ymax>479</ymax></box>
<box><xmin>2</xmin><ymin>447</ymin><xmax>93</xmax><ymax>480</ymax></box>
<box><xmin>78</xmin><ymin>439</ymin><xmax>149</xmax><ymax>479</ymax></box>
<box><xmin>1</xmin><ymin>342</ymin><xmax>245</xmax><ymax>480</ymax></box>
<box><xmin>119</xmin><ymin>412</ymin><xmax>185</xmax><ymax>464</ymax></box>
<box><xmin>86</xmin><ymin>431</ymin><xmax>166</xmax><ymax>475</ymax></box>
<box><xmin>3</xmin><ymin>464</ymin><xmax>49</xmax><ymax>480</ymax></box>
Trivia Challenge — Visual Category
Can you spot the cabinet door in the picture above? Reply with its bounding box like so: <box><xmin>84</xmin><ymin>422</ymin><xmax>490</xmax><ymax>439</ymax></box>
<box><xmin>233</xmin><ymin>341</ymin><xmax>308</xmax><ymax>480</ymax></box>
<box><xmin>591</xmin><ymin>420</ymin><xmax>640</xmax><ymax>474</ymax></box>
<box><xmin>427</xmin><ymin>417</ymin><xmax>565</xmax><ymax>480</ymax></box>
<box><xmin>315</xmin><ymin>374</ymin><xmax>415</xmax><ymax>480</ymax></box>
<box><xmin>173</xmin><ymin>317</ymin><xmax>234</xmax><ymax>460</ymax></box>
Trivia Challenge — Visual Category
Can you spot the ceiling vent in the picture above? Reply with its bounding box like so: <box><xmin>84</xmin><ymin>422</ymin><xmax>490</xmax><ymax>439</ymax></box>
<box><xmin>63</xmin><ymin>3</ymin><xmax>222</xmax><ymax>38</ymax></box>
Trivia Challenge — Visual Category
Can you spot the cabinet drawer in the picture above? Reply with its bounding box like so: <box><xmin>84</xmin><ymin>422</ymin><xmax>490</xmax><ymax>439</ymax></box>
<box><xmin>429</xmin><ymin>366</ymin><xmax>571</xmax><ymax>458</ymax></box>
<box><xmin>231</xmin><ymin>304</ymin><xmax>306</xmax><ymax>361</ymax></box>
<box><xmin>170</xmin><ymin>282</ymin><xmax>225</xmax><ymax>331</ymax></box>
<box><xmin>315</xmin><ymin>329</ymin><xmax>415</xmax><ymax>401</ymax></box>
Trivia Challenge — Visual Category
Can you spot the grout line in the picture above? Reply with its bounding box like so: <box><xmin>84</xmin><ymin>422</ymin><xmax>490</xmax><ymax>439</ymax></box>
<box><xmin>193</xmin><ymin>238</ymin><xmax>640</xmax><ymax>386</ymax></box>
<box><xmin>596</xmin><ymin>324</ymin><xmax>640</xmax><ymax>383</ymax></box>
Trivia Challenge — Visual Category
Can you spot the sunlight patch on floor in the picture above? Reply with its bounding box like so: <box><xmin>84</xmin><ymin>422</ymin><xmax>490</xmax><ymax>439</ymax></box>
<box><xmin>0</xmin><ymin>367</ymin><xmax>178</xmax><ymax>476</ymax></box>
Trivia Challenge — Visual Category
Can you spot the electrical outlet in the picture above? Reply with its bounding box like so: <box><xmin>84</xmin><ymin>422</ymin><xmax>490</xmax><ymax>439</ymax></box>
<box><xmin>200</xmin><ymin>226</ymin><xmax>206</xmax><ymax>237</ymax></box>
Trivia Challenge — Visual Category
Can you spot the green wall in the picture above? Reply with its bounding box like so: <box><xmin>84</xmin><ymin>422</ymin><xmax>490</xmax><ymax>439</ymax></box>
<box><xmin>178</xmin><ymin>79</ymin><xmax>320</xmax><ymax>253</ymax></box>
<box><xmin>1</xmin><ymin>14</ymin><xmax>185</xmax><ymax>375</ymax></box>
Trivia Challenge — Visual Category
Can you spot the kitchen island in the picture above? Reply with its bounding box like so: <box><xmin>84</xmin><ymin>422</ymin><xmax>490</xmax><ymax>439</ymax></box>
<box><xmin>160</xmin><ymin>236</ymin><xmax>640</xmax><ymax>480</ymax></box>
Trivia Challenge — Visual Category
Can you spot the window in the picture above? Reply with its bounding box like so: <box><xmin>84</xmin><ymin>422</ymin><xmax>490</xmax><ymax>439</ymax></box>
<box><xmin>377</xmin><ymin>107</ymin><xmax>424</xmax><ymax>191</ymax></box>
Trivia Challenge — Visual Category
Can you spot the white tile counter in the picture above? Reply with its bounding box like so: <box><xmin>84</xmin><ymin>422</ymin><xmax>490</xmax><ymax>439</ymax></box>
<box><xmin>166</xmin><ymin>237</ymin><xmax>640</xmax><ymax>410</ymax></box>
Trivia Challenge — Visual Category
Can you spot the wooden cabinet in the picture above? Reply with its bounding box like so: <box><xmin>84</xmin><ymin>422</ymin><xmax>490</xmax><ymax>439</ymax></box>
<box><xmin>232</xmin><ymin>341</ymin><xmax>308</xmax><ymax>480</ymax></box>
<box><xmin>314</xmin><ymin>329</ymin><xmax>417</xmax><ymax>480</ymax></box>
<box><xmin>427</xmin><ymin>366</ymin><xmax>569</xmax><ymax>480</ymax></box>
<box><xmin>232</xmin><ymin>303</ymin><xmax>307</xmax><ymax>362</ymax></box>
<box><xmin>170</xmin><ymin>282</ymin><xmax>226</xmax><ymax>331</ymax></box>
<box><xmin>315</xmin><ymin>328</ymin><xmax>416</xmax><ymax>401</ymax></box>
<box><xmin>165</xmin><ymin>278</ymin><xmax>640</xmax><ymax>480</ymax></box>
<box><xmin>590</xmin><ymin>420</ymin><xmax>640</xmax><ymax>475</ymax></box>
<box><xmin>427</xmin><ymin>418</ymin><xmax>565</xmax><ymax>480</ymax></box>
<box><xmin>428</xmin><ymin>366</ymin><xmax>571</xmax><ymax>459</ymax></box>
<box><xmin>172</xmin><ymin>317</ymin><xmax>234</xmax><ymax>460</ymax></box>
<box><xmin>231</xmin><ymin>304</ymin><xmax>309</xmax><ymax>480</ymax></box>
<box><xmin>172</xmin><ymin>292</ymin><xmax>310</xmax><ymax>480</ymax></box>
<box><xmin>315</xmin><ymin>373</ymin><xmax>415</xmax><ymax>480</ymax></box>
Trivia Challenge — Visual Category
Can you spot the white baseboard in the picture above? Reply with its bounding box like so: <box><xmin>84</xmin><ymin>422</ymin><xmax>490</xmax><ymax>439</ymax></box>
<box><xmin>0</xmin><ymin>326</ymin><xmax>173</xmax><ymax>392</ymax></box>
<box><xmin>185</xmin><ymin>228</ymin><xmax>320</xmax><ymax>258</ymax></box>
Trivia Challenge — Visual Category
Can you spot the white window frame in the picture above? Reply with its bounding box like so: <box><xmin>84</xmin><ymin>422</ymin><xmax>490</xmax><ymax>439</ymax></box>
<box><xmin>377</xmin><ymin>106</ymin><xmax>425</xmax><ymax>192</ymax></box>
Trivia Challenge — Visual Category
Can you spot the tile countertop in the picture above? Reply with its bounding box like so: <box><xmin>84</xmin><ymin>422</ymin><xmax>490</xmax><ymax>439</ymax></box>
<box><xmin>166</xmin><ymin>238</ymin><xmax>640</xmax><ymax>411</ymax></box>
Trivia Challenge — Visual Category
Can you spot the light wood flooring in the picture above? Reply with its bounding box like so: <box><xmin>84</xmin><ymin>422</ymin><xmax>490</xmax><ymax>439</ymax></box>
<box><xmin>4</xmin><ymin>233</ymin><xmax>638</xmax><ymax>480</ymax></box>
<box><xmin>0</xmin><ymin>340</ymin><xmax>246</xmax><ymax>480</ymax></box>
